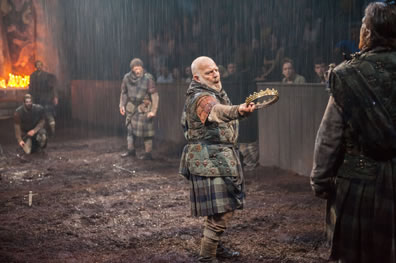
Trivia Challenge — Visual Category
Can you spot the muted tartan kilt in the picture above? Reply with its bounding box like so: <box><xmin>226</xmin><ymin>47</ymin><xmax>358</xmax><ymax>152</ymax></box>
<box><xmin>127</xmin><ymin>112</ymin><xmax>155</xmax><ymax>137</ymax></box>
<box><xmin>189</xmin><ymin>175</ymin><xmax>244</xmax><ymax>217</ymax></box>
<box><xmin>327</xmin><ymin>158</ymin><xmax>396</xmax><ymax>263</ymax></box>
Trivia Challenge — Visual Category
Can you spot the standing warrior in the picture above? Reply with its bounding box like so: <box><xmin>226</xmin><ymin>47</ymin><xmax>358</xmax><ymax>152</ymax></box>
<box><xmin>119</xmin><ymin>58</ymin><xmax>159</xmax><ymax>160</ymax></box>
<box><xmin>29</xmin><ymin>60</ymin><xmax>58</xmax><ymax>136</ymax></box>
<box><xmin>311</xmin><ymin>2</ymin><xmax>396</xmax><ymax>262</ymax></box>
<box><xmin>14</xmin><ymin>94</ymin><xmax>47</xmax><ymax>154</ymax></box>
<box><xmin>179</xmin><ymin>56</ymin><xmax>255</xmax><ymax>262</ymax></box>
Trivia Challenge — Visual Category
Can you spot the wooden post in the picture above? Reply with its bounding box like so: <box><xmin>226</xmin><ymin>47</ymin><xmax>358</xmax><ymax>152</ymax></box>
<box><xmin>26</xmin><ymin>191</ymin><xmax>37</xmax><ymax>207</ymax></box>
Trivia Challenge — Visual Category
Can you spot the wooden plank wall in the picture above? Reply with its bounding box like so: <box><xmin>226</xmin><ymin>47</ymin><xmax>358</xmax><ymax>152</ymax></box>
<box><xmin>153</xmin><ymin>83</ymin><xmax>189</xmax><ymax>143</ymax></box>
<box><xmin>71</xmin><ymin>81</ymin><xmax>329</xmax><ymax>176</ymax></box>
<box><xmin>0</xmin><ymin>89</ymin><xmax>28</xmax><ymax>119</ymax></box>
<box><xmin>71</xmin><ymin>80</ymin><xmax>124</xmax><ymax>134</ymax></box>
<box><xmin>257</xmin><ymin>83</ymin><xmax>329</xmax><ymax>176</ymax></box>
<box><xmin>71</xmin><ymin>80</ymin><xmax>189</xmax><ymax>141</ymax></box>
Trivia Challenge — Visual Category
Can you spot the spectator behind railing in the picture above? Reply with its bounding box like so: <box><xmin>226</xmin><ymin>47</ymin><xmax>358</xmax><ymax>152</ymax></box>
<box><xmin>281</xmin><ymin>58</ymin><xmax>306</xmax><ymax>84</ymax></box>
<box><xmin>171</xmin><ymin>67</ymin><xmax>182</xmax><ymax>83</ymax></box>
<box><xmin>333</xmin><ymin>25</ymin><xmax>360</xmax><ymax>63</ymax></box>
<box><xmin>133</xmin><ymin>2</ymin><xmax>361</xmax><ymax>88</ymax></box>
<box><xmin>182</xmin><ymin>66</ymin><xmax>192</xmax><ymax>83</ymax></box>
<box><xmin>259</xmin><ymin>32</ymin><xmax>285</xmax><ymax>82</ymax></box>
<box><xmin>222</xmin><ymin>62</ymin><xmax>237</xmax><ymax>82</ymax></box>
<box><xmin>157</xmin><ymin>66</ymin><xmax>173</xmax><ymax>84</ymax></box>
<box><xmin>218</xmin><ymin>65</ymin><xmax>227</xmax><ymax>79</ymax></box>
<box><xmin>227</xmin><ymin>62</ymin><xmax>237</xmax><ymax>76</ymax></box>
<box><xmin>311</xmin><ymin>58</ymin><xmax>327</xmax><ymax>84</ymax></box>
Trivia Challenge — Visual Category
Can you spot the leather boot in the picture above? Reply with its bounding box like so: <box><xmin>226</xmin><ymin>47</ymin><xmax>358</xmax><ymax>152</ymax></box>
<box><xmin>142</xmin><ymin>138</ymin><xmax>153</xmax><ymax>160</ymax></box>
<box><xmin>121</xmin><ymin>149</ymin><xmax>136</xmax><ymax>157</ymax></box>
<box><xmin>198</xmin><ymin>237</ymin><xmax>218</xmax><ymax>263</ymax></box>
<box><xmin>216</xmin><ymin>241</ymin><xmax>240</xmax><ymax>258</ymax></box>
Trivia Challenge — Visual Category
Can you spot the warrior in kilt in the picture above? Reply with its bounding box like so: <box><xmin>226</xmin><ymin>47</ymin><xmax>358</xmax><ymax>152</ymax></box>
<box><xmin>14</xmin><ymin>94</ymin><xmax>47</xmax><ymax>154</ymax></box>
<box><xmin>29</xmin><ymin>60</ymin><xmax>58</xmax><ymax>136</ymax></box>
<box><xmin>311</xmin><ymin>2</ymin><xmax>396</xmax><ymax>262</ymax></box>
<box><xmin>179</xmin><ymin>56</ymin><xmax>255</xmax><ymax>262</ymax></box>
<box><xmin>119</xmin><ymin>58</ymin><xmax>159</xmax><ymax>160</ymax></box>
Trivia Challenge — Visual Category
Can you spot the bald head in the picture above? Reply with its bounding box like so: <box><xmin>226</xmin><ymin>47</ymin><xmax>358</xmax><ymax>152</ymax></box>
<box><xmin>191</xmin><ymin>56</ymin><xmax>222</xmax><ymax>90</ymax></box>
<box><xmin>191</xmin><ymin>56</ymin><xmax>215</xmax><ymax>76</ymax></box>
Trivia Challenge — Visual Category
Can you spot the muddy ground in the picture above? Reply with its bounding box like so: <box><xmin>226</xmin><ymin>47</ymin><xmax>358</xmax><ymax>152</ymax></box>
<box><xmin>0</xmin><ymin>120</ymin><xmax>330</xmax><ymax>263</ymax></box>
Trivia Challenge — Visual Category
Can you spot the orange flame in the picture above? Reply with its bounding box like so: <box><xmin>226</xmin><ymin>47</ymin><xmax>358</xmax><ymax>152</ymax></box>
<box><xmin>0</xmin><ymin>73</ymin><xmax>30</xmax><ymax>89</ymax></box>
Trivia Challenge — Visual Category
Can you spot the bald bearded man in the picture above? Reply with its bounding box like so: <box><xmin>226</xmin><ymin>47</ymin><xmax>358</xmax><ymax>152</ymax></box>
<box><xmin>179</xmin><ymin>56</ymin><xmax>255</xmax><ymax>262</ymax></box>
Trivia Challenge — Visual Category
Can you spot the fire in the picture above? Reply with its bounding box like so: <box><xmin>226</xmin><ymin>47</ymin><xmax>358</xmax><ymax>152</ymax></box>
<box><xmin>0</xmin><ymin>73</ymin><xmax>30</xmax><ymax>89</ymax></box>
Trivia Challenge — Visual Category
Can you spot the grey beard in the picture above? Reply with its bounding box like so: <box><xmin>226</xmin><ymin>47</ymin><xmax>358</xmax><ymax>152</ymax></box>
<box><xmin>199</xmin><ymin>77</ymin><xmax>222</xmax><ymax>92</ymax></box>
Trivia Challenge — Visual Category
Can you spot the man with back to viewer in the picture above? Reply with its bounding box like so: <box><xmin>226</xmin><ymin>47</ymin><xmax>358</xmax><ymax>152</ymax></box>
<box><xmin>311</xmin><ymin>2</ymin><xmax>396</xmax><ymax>262</ymax></box>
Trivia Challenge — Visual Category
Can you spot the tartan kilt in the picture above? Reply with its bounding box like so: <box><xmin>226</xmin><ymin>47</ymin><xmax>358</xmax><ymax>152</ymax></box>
<box><xmin>189</xmin><ymin>175</ymin><xmax>245</xmax><ymax>217</ymax></box>
<box><xmin>129</xmin><ymin>112</ymin><xmax>155</xmax><ymax>137</ymax></box>
<box><xmin>327</xmin><ymin>156</ymin><xmax>396</xmax><ymax>263</ymax></box>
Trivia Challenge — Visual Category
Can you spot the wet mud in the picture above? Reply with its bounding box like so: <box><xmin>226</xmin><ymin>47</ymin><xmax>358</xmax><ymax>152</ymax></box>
<box><xmin>0</xmin><ymin>127</ymin><xmax>330</xmax><ymax>263</ymax></box>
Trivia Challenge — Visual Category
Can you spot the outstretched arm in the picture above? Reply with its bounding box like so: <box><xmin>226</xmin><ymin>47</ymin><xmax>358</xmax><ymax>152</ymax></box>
<box><xmin>196</xmin><ymin>95</ymin><xmax>255</xmax><ymax>124</ymax></box>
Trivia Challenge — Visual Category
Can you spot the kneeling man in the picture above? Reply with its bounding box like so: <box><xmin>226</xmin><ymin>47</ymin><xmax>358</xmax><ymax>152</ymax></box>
<box><xmin>14</xmin><ymin>94</ymin><xmax>47</xmax><ymax>154</ymax></box>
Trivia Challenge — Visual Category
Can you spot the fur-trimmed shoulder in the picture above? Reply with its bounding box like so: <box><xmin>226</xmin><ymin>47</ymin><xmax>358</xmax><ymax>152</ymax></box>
<box><xmin>144</xmin><ymin>72</ymin><xmax>154</xmax><ymax>80</ymax></box>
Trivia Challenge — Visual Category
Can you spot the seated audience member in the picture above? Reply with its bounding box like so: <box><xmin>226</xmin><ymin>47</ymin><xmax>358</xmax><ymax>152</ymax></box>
<box><xmin>259</xmin><ymin>32</ymin><xmax>285</xmax><ymax>81</ymax></box>
<box><xmin>281</xmin><ymin>58</ymin><xmax>306</xmax><ymax>84</ymax></box>
<box><xmin>227</xmin><ymin>62</ymin><xmax>237</xmax><ymax>76</ymax></box>
<box><xmin>171</xmin><ymin>67</ymin><xmax>182</xmax><ymax>82</ymax></box>
<box><xmin>218</xmin><ymin>65</ymin><xmax>227</xmax><ymax>78</ymax></box>
<box><xmin>223</xmin><ymin>62</ymin><xmax>238</xmax><ymax>82</ymax></box>
<box><xmin>333</xmin><ymin>25</ymin><xmax>360</xmax><ymax>63</ymax></box>
<box><xmin>255</xmin><ymin>64</ymin><xmax>277</xmax><ymax>82</ymax></box>
<box><xmin>312</xmin><ymin>58</ymin><xmax>327</xmax><ymax>83</ymax></box>
<box><xmin>157</xmin><ymin>66</ymin><xmax>173</xmax><ymax>83</ymax></box>
<box><xmin>182</xmin><ymin>66</ymin><xmax>192</xmax><ymax>83</ymax></box>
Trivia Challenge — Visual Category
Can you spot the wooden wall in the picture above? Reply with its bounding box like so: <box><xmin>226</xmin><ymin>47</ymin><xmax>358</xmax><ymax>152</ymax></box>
<box><xmin>71</xmin><ymin>80</ymin><xmax>189</xmax><ymax>140</ymax></box>
<box><xmin>71</xmin><ymin>80</ymin><xmax>124</xmax><ymax>134</ymax></box>
<box><xmin>0</xmin><ymin>89</ymin><xmax>28</xmax><ymax>119</ymax></box>
<box><xmin>257</xmin><ymin>83</ymin><xmax>329</xmax><ymax>176</ymax></box>
<box><xmin>71</xmin><ymin>81</ymin><xmax>329</xmax><ymax>176</ymax></box>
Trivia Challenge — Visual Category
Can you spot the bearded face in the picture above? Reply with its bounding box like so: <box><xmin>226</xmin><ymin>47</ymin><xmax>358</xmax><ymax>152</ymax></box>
<box><xmin>198</xmin><ymin>74</ymin><xmax>222</xmax><ymax>91</ymax></box>
<box><xmin>35</xmin><ymin>61</ymin><xmax>43</xmax><ymax>72</ymax></box>
<box><xmin>132</xmin><ymin>66</ymin><xmax>144</xmax><ymax>78</ymax></box>
<box><xmin>24</xmin><ymin>98</ymin><xmax>33</xmax><ymax>111</ymax></box>
<box><xmin>195</xmin><ymin>60</ymin><xmax>222</xmax><ymax>91</ymax></box>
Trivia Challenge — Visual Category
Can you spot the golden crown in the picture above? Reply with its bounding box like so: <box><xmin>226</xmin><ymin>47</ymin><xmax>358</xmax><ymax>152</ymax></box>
<box><xmin>245</xmin><ymin>88</ymin><xmax>279</xmax><ymax>105</ymax></box>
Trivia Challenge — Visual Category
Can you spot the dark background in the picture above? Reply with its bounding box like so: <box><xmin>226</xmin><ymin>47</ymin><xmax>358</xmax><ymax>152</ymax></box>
<box><xmin>58</xmin><ymin>0</ymin><xmax>371</xmax><ymax>81</ymax></box>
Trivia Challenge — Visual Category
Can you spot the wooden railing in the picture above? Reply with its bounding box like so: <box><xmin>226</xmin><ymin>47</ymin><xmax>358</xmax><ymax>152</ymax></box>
<box><xmin>257</xmin><ymin>82</ymin><xmax>329</xmax><ymax>176</ymax></box>
<box><xmin>71</xmin><ymin>80</ymin><xmax>329</xmax><ymax>176</ymax></box>
<box><xmin>0</xmin><ymin>89</ymin><xmax>28</xmax><ymax>119</ymax></box>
